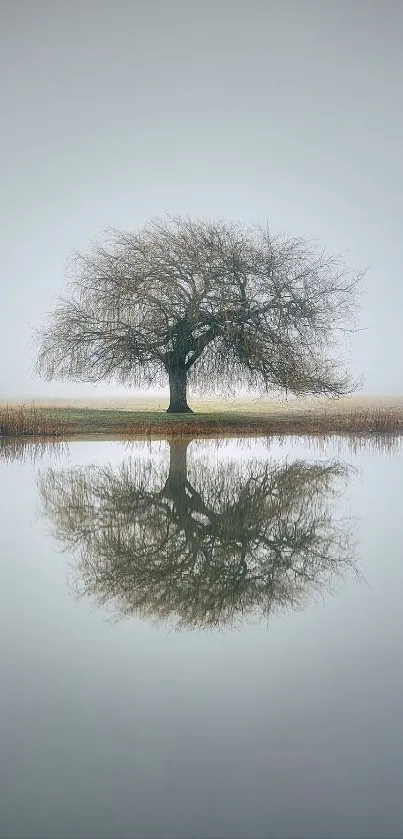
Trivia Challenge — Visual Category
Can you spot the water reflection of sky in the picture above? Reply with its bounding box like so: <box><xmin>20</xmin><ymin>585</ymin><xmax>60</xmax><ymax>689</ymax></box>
<box><xmin>0</xmin><ymin>437</ymin><xmax>402</xmax><ymax>839</ymax></box>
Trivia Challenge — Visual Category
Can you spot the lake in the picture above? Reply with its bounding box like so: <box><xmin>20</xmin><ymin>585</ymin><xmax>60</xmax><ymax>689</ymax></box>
<box><xmin>1</xmin><ymin>435</ymin><xmax>402</xmax><ymax>839</ymax></box>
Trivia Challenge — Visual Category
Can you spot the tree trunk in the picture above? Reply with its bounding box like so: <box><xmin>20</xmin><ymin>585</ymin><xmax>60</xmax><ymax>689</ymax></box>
<box><xmin>166</xmin><ymin>439</ymin><xmax>189</xmax><ymax>486</ymax></box>
<box><xmin>166</xmin><ymin>364</ymin><xmax>193</xmax><ymax>413</ymax></box>
<box><xmin>165</xmin><ymin>440</ymin><xmax>190</xmax><ymax>519</ymax></box>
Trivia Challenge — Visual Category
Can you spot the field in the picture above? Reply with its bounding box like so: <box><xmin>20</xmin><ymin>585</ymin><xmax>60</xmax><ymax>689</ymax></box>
<box><xmin>1</xmin><ymin>395</ymin><xmax>403</xmax><ymax>439</ymax></box>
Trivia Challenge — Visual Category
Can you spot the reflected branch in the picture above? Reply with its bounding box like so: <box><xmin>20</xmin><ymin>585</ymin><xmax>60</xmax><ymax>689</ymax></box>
<box><xmin>38</xmin><ymin>440</ymin><xmax>357</xmax><ymax>629</ymax></box>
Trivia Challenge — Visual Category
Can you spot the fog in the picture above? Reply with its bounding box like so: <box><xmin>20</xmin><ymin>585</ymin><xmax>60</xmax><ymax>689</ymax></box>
<box><xmin>1</xmin><ymin>0</ymin><xmax>402</xmax><ymax>399</ymax></box>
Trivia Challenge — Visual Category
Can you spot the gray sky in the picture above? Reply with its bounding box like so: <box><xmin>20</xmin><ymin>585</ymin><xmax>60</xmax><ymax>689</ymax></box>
<box><xmin>1</xmin><ymin>0</ymin><xmax>402</xmax><ymax>399</ymax></box>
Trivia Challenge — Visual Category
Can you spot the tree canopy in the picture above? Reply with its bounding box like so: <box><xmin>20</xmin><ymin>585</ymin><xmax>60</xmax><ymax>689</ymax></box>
<box><xmin>35</xmin><ymin>217</ymin><xmax>361</xmax><ymax>412</ymax></box>
<box><xmin>38</xmin><ymin>440</ymin><xmax>357</xmax><ymax>629</ymax></box>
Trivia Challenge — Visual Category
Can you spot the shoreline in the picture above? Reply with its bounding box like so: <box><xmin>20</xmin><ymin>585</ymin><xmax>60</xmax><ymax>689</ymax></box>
<box><xmin>1</xmin><ymin>401</ymin><xmax>403</xmax><ymax>440</ymax></box>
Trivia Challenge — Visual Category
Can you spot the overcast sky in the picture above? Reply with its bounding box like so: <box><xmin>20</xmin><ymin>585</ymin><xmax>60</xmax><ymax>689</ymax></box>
<box><xmin>1</xmin><ymin>0</ymin><xmax>402</xmax><ymax>399</ymax></box>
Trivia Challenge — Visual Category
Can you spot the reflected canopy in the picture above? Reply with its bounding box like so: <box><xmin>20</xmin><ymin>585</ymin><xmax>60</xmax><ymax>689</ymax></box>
<box><xmin>38</xmin><ymin>439</ymin><xmax>357</xmax><ymax>628</ymax></box>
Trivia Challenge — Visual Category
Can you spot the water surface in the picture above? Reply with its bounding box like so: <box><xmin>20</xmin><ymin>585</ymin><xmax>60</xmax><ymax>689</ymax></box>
<box><xmin>1</xmin><ymin>436</ymin><xmax>402</xmax><ymax>838</ymax></box>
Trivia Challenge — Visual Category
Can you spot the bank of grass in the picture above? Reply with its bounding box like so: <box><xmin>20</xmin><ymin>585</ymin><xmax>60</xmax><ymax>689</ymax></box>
<box><xmin>1</xmin><ymin>398</ymin><xmax>403</xmax><ymax>439</ymax></box>
<box><xmin>0</xmin><ymin>404</ymin><xmax>64</xmax><ymax>437</ymax></box>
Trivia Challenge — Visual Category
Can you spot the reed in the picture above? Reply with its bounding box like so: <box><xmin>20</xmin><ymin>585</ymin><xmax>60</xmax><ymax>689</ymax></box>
<box><xmin>0</xmin><ymin>404</ymin><xmax>64</xmax><ymax>437</ymax></box>
<box><xmin>1</xmin><ymin>402</ymin><xmax>402</xmax><ymax>439</ymax></box>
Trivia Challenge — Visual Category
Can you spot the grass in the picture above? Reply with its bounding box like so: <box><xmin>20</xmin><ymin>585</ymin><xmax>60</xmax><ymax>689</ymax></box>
<box><xmin>1</xmin><ymin>397</ymin><xmax>403</xmax><ymax>440</ymax></box>
<box><xmin>0</xmin><ymin>404</ymin><xmax>64</xmax><ymax>437</ymax></box>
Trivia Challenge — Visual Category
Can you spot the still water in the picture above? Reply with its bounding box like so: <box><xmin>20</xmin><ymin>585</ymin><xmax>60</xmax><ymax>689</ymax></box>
<box><xmin>0</xmin><ymin>435</ymin><xmax>402</xmax><ymax>839</ymax></box>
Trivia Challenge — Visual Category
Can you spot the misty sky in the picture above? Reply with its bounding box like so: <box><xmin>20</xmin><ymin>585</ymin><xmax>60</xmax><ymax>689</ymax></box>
<box><xmin>1</xmin><ymin>0</ymin><xmax>402</xmax><ymax>399</ymax></box>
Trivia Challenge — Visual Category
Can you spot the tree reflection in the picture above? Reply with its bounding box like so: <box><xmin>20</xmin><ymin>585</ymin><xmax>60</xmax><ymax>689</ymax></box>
<box><xmin>38</xmin><ymin>439</ymin><xmax>357</xmax><ymax>629</ymax></box>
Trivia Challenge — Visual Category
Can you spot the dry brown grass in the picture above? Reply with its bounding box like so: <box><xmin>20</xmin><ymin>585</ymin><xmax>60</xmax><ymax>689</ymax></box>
<box><xmin>1</xmin><ymin>397</ymin><xmax>403</xmax><ymax>440</ymax></box>
<box><xmin>0</xmin><ymin>404</ymin><xmax>64</xmax><ymax>437</ymax></box>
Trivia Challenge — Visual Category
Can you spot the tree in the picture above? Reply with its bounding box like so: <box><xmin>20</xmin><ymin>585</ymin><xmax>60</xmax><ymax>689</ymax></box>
<box><xmin>38</xmin><ymin>440</ymin><xmax>357</xmax><ymax>629</ymax></box>
<box><xmin>35</xmin><ymin>217</ymin><xmax>361</xmax><ymax>413</ymax></box>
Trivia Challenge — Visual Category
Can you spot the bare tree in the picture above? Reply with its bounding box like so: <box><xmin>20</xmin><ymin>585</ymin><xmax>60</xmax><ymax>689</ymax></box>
<box><xmin>38</xmin><ymin>440</ymin><xmax>357</xmax><ymax>629</ymax></box>
<box><xmin>35</xmin><ymin>217</ymin><xmax>362</xmax><ymax>412</ymax></box>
